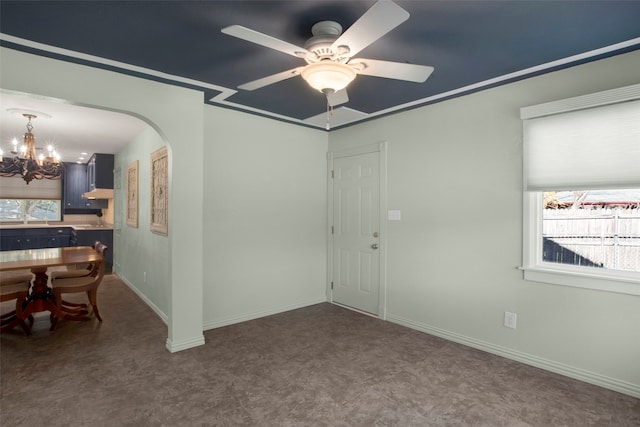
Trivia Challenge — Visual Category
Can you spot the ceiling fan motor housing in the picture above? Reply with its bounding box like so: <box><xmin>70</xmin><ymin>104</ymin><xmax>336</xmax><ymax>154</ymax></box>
<box><xmin>304</xmin><ymin>21</ymin><xmax>349</xmax><ymax>63</ymax></box>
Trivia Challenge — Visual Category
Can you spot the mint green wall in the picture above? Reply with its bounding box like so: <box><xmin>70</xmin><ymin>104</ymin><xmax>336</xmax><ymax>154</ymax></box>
<box><xmin>328</xmin><ymin>50</ymin><xmax>640</xmax><ymax>396</ymax></box>
<box><xmin>114</xmin><ymin>127</ymin><xmax>170</xmax><ymax>319</ymax></box>
<box><xmin>202</xmin><ymin>106</ymin><xmax>328</xmax><ymax>328</ymax></box>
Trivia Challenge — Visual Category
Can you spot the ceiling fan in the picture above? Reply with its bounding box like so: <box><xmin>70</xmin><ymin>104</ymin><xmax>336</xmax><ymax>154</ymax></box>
<box><xmin>221</xmin><ymin>0</ymin><xmax>434</xmax><ymax>109</ymax></box>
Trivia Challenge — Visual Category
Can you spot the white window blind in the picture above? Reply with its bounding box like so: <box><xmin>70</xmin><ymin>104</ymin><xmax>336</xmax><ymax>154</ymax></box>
<box><xmin>0</xmin><ymin>176</ymin><xmax>62</xmax><ymax>199</ymax></box>
<box><xmin>522</xmin><ymin>87</ymin><xmax>640</xmax><ymax>191</ymax></box>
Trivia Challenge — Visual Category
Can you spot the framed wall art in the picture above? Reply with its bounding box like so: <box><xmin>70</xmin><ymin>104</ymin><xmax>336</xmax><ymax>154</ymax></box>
<box><xmin>126</xmin><ymin>160</ymin><xmax>138</xmax><ymax>228</ymax></box>
<box><xmin>150</xmin><ymin>146</ymin><xmax>169</xmax><ymax>235</ymax></box>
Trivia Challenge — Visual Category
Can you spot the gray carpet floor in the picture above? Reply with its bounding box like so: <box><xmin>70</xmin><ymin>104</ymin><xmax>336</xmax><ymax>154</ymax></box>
<box><xmin>1</xmin><ymin>274</ymin><xmax>638</xmax><ymax>426</ymax></box>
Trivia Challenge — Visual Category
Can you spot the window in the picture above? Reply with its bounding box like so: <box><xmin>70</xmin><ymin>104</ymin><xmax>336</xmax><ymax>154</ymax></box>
<box><xmin>0</xmin><ymin>199</ymin><xmax>61</xmax><ymax>222</ymax></box>
<box><xmin>543</xmin><ymin>190</ymin><xmax>640</xmax><ymax>271</ymax></box>
<box><xmin>521</xmin><ymin>84</ymin><xmax>640</xmax><ymax>295</ymax></box>
<box><xmin>0</xmin><ymin>176</ymin><xmax>62</xmax><ymax>222</ymax></box>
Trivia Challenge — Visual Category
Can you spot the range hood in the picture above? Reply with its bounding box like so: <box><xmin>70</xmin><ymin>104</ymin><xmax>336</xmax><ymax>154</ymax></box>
<box><xmin>82</xmin><ymin>188</ymin><xmax>114</xmax><ymax>200</ymax></box>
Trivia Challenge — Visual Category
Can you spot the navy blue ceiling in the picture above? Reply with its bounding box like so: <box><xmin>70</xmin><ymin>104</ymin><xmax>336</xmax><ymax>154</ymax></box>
<box><xmin>1</xmin><ymin>1</ymin><xmax>639</xmax><ymax>130</ymax></box>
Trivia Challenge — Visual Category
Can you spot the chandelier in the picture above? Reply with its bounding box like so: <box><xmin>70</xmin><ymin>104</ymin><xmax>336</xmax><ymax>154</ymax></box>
<box><xmin>0</xmin><ymin>113</ymin><xmax>63</xmax><ymax>184</ymax></box>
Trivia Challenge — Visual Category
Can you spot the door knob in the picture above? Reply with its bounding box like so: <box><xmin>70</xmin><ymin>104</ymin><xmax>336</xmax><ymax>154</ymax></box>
<box><xmin>371</xmin><ymin>243</ymin><xmax>379</xmax><ymax>249</ymax></box>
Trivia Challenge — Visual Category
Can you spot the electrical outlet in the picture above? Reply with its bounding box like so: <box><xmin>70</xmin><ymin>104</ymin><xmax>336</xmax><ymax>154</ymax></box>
<box><xmin>504</xmin><ymin>311</ymin><xmax>517</xmax><ymax>329</ymax></box>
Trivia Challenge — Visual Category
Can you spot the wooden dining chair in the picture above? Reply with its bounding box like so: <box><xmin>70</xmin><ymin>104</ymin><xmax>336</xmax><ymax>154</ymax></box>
<box><xmin>50</xmin><ymin>241</ymin><xmax>101</xmax><ymax>280</ymax></box>
<box><xmin>51</xmin><ymin>241</ymin><xmax>104</xmax><ymax>314</ymax></box>
<box><xmin>49</xmin><ymin>242</ymin><xmax>108</xmax><ymax>331</ymax></box>
<box><xmin>0</xmin><ymin>271</ymin><xmax>33</xmax><ymax>335</ymax></box>
<box><xmin>0</xmin><ymin>270</ymin><xmax>34</xmax><ymax>286</ymax></box>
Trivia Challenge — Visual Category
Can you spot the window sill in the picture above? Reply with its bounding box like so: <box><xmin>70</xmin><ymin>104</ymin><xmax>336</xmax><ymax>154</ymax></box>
<box><xmin>521</xmin><ymin>265</ymin><xmax>640</xmax><ymax>296</ymax></box>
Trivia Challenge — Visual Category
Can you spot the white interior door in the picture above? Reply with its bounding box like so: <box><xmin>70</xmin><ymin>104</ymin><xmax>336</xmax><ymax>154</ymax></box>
<box><xmin>331</xmin><ymin>151</ymin><xmax>380</xmax><ymax>315</ymax></box>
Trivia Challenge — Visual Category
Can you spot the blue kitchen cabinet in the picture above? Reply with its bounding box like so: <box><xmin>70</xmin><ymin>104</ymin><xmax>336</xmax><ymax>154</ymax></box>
<box><xmin>72</xmin><ymin>228</ymin><xmax>113</xmax><ymax>263</ymax></box>
<box><xmin>87</xmin><ymin>153</ymin><xmax>114</xmax><ymax>191</ymax></box>
<box><xmin>0</xmin><ymin>227</ymin><xmax>73</xmax><ymax>251</ymax></box>
<box><xmin>63</xmin><ymin>162</ymin><xmax>107</xmax><ymax>211</ymax></box>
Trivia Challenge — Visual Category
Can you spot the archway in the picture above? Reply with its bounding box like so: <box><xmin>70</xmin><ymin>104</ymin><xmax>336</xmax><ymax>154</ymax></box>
<box><xmin>1</xmin><ymin>47</ymin><xmax>205</xmax><ymax>351</ymax></box>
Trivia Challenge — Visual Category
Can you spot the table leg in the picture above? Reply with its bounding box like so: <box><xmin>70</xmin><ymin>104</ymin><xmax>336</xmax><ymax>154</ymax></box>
<box><xmin>20</xmin><ymin>267</ymin><xmax>58</xmax><ymax>320</ymax></box>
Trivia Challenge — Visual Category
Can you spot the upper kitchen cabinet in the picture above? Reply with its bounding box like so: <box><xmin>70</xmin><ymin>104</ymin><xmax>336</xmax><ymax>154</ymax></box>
<box><xmin>63</xmin><ymin>162</ymin><xmax>107</xmax><ymax>211</ymax></box>
<box><xmin>87</xmin><ymin>153</ymin><xmax>114</xmax><ymax>190</ymax></box>
<box><xmin>63</xmin><ymin>162</ymin><xmax>87</xmax><ymax>209</ymax></box>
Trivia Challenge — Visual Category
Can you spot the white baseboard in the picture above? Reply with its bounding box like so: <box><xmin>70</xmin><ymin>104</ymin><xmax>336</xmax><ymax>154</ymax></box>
<box><xmin>115</xmin><ymin>275</ymin><xmax>204</xmax><ymax>353</ymax></box>
<box><xmin>203</xmin><ymin>297</ymin><xmax>327</xmax><ymax>331</ymax></box>
<box><xmin>117</xmin><ymin>274</ymin><xmax>168</xmax><ymax>325</ymax></box>
<box><xmin>386</xmin><ymin>313</ymin><xmax>640</xmax><ymax>399</ymax></box>
<box><xmin>165</xmin><ymin>335</ymin><xmax>205</xmax><ymax>353</ymax></box>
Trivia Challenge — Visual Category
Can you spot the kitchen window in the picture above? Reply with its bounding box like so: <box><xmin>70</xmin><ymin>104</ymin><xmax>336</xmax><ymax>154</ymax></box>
<box><xmin>0</xmin><ymin>176</ymin><xmax>62</xmax><ymax>222</ymax></box>
<box><xmin>521</xmin><ymin>84</ymin><xmax>640</xmax><ymax>295</ymax></box>
<box><xmin>0</xmin><ymin>199</ymin><xmax>61</xmax><ymax>222</ymax></box>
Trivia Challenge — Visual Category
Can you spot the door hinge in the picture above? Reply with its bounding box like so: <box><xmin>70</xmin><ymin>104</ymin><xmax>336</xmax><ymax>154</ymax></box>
<box><xmin>331</xmin><ymin>226</ymin><xmax>334</xmax><ymax>234</ymax></box>
<box><xmin>331</xmin><ymin>282</ymin><xmax>334</xmax><ymax>290</ymax></box>
<box><xmin>331</xmin><ymin>170</ymin><xmax>334</xmax><ymax>178</ymax></box>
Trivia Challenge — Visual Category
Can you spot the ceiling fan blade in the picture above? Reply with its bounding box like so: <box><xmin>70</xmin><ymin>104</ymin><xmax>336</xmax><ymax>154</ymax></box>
<box><xmin>221</xmin><ymin>25</ymin><xmax>308</xmax><ymax>58</ymax></box>
<box><xmin>327</xmin><ymin>89</ymin><xmax>349</xmax><ymax>107</ymax></box>
<box><xmin>237</xmin><ymin>67</ymin><xmax>304</xmax><ymax>91</ymax></box>
<box><xmin>331</xmin><ymin>0</ymin><xmax>409</xmax><ymax>57</ymax></box>
<box><xmin>351</xmin><ymin>58</ymin><xmax>434</xmax><ymax>82</ymax></box>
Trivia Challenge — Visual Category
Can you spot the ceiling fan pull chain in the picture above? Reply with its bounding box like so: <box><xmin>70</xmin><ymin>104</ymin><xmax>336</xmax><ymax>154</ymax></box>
<box><xmin>326</xmin><ymin>97</ymin><xmax>332</xmax><ymax>130</ymax></box>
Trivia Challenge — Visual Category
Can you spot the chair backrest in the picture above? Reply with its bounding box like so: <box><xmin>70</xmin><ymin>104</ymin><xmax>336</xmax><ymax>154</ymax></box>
<box><xmin>84</xmin><ymin>241</ymin><xmax>108</xmax><ymax>278</ymax></box>
<box><xmin>94</xmin><ymin>241</ymin><xmax>108</xmax><ymax>258</ymax></box>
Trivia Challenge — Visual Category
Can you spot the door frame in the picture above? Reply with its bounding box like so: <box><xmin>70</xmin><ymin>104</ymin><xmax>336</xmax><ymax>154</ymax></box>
<box><xmin>327</xmin><ymin>142</ymin><xmax>388</xmax><ymax>319</ymax></box>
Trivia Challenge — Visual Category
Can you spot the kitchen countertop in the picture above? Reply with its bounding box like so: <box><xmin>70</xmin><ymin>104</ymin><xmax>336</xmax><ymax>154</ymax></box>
<box><xmin>0</xmin><ymin>223</ymin><xmax>114</xmax><ymax>231</ymax></box>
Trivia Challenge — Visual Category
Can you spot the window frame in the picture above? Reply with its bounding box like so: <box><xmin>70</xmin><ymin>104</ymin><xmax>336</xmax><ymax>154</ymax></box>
<box><xmin>521</xmin><ymin>84</ymin><xmax>640</xmax><ymax>296</ymax></box>
<box><xmin>522</xmin><ymin>192</ymin><xmax>640</xmax><ymax>296</ymax></box>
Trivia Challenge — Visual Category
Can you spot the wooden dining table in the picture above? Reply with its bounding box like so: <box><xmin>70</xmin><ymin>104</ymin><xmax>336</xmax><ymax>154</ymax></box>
<box><xmin>0</xmin><ymin>246</ymin><xmax>103</xmax><ymax>319</ymax></box>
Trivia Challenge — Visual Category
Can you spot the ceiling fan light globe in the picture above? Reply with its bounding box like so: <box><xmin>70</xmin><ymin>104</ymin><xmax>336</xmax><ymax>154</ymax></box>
<box><xmin>301</xmin><ymin>62</ymin><xmax>356</xmax><ymax>93</ymax></box>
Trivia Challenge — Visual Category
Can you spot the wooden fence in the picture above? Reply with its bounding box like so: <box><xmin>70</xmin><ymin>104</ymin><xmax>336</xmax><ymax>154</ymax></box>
<box><xmin>542</xmin><ymin>207</ymin><xmax>640</xmax><ymax>272</ymax></box>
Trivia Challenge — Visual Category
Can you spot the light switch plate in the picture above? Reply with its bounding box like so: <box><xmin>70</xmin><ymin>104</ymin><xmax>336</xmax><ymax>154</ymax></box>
<box><xmin>388</xmin><ymin>210</ymin><xmax>401</xmax><ymax>221</ymax></box>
